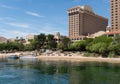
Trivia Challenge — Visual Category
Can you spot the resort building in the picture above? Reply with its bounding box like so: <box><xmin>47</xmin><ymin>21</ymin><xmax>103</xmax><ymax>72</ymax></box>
<box><xmin>106</xmin><ymin>0</ymin><xmax>120</xmax><ymax>36</ymax></box>
<box><xmin>25</xmin><ymin>34</ymin><xmax>36</xmax><ymax>44</ymax></box>
<box><xmin>110</xmin><ymin>0</ymin><xmax>120</xmax><ymax>32</ymax></box>
<box><xmin>67</xmin><ymin>5</ymin><xmax>108</xmax><ymax>41</ymax></box>
<box><xmin>87</xmin><ymin>31</ymin><xmax>106</xmax><ymax>38</ymax></box>
<box><xmin>54</xmin><ymin>32</ymin><xmax>61</xmax><ymax>43</ymax></box>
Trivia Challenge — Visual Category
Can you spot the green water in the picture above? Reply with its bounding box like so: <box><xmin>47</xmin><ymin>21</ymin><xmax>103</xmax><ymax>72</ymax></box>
<box><xmin>0</xmin><ymin>58</ymin><xmax>120</xmax><ymax>84</ymax></box>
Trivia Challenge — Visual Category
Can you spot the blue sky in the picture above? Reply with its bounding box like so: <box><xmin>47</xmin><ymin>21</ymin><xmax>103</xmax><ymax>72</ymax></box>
<box><xmin>0</xmin><ymin>0</ymin><xmax>110</xmax><ymax>38</ymax></box>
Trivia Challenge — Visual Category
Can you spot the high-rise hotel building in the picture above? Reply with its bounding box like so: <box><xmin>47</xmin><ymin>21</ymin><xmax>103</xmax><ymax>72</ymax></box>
<box><xmin>67</xmin><ymin>6</ymin><xmax>108</xmax><ymax>41</ymax></box>
<box><xmin>110</xmin><ymin>0</ymin><xmax>120</xmax><ymax>32</ymax></box>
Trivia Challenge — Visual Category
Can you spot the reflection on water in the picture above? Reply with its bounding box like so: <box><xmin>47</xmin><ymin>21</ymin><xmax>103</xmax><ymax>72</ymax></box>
<box><xmin>0</xmin><ymin>58</ymin><xmax>120</xmax><ymax>84</ymax></box>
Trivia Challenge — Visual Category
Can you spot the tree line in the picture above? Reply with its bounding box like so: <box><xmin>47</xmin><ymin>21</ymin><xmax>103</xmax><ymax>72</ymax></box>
<box><xmin>1</xmin><ymin>33</ymin><xmax>120</xmax><ymax>57</ymax></box>
<box><xmin>65</xmin><ymin>35</ymin><xmax>120</xmax><ymax>57</ymax></box>
<box><xmin>0</xmin><ymin>33</ymin><xmax>71</xmax><ymax>52</ymax></box>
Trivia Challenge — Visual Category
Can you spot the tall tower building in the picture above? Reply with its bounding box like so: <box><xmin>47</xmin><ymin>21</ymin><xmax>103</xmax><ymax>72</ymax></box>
<box><xmin>110</xmin><ymin>0</ymin><xmax>120</xmax><ymax>31</ymax></box>
<box><xmin>67</xmin><ymin>6</ymin><xmax>108</xmax><ymax>41</ymax></box>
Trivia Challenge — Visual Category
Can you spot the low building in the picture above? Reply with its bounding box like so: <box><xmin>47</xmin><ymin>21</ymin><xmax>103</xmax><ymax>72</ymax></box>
<box><xmin>54</xmin><ymin>32</ymin><xmax>61</xmax><ymax>43</ymax></box>
<box><xmin>105</xmin><ymin>31</ymin><xmax>120</xmax><ymax>37</ymax></box>
<box><xmin>87</xmin><ymin>31</ymin><xmax>106</xmax><ymax>38</ymax></box>
<box><xmin>25</xmin><ymin>34</ymin><xmax>36</xmax><ymax>44</ymax></box>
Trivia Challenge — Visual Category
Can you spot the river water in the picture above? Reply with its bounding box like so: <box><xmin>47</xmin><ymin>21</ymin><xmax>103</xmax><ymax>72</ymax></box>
<box><xmin>0</xmin><ymin>58</ymin><xmax>120</xmax><ymax>84</ymax></box>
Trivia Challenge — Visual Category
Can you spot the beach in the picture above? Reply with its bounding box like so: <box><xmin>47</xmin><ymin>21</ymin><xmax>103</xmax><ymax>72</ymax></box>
<box><xmin>0</xmin><ymin>52</ymin><xmax>21</xmax><ymax>59</ymax></box>
<box><xmin>0</xmin><ymin>52</ymin><xmax>120</xmax><ymax>63</ymax></box>
<box><xmin>37</xmin><ymin>55</ymin><xmax>120</xmax><ymax>63</ymax></box>
<box><xmin>0</xmin><ymin>54</ymin><xmax>10</xmax><ymax>58</ymax></box>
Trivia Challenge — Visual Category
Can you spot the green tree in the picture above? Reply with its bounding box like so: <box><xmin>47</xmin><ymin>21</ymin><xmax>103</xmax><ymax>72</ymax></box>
<box><xmin>0</xmin><ymin>43</ymin><xmax>6</xmax><ymax>51</ymax></box>
<box><xmin>58</xmin><ymin>36</ymin><xmax>71</xmax><ymax>50</ymax></box>
<box><xmin>29</xmin><ymin>39</ymin><xmax>37</xmax><ymax>50</ymax></box>
<box><xmin>113</xmin><ymin>34</ymin><xmax>120</xmax><ymax>43</ymax></box>
<box><xmin>7</xmin><ymin>42</ymin><xmax>19</xmax><ymax>50</ymax></box>
<box><xmin>46</xmin><ymin>34</ymin><xmax>57</xmax><ymax>49</ymax></box>
<box><xmin>18</xmin><ymin>43</ymin><xmax>24</xmax><ymax>51</ymax></box>
<box><xmin>86</xmin><ymin>35</ymin><xmax>113</xmax><ymax>55</ymax></box>
<box><xmin>85</xmin><ymin>38</ymin><xmax>94</xmax><ymax>45</ymax></box>
<box><xmin>108</xmin><ymin>43</ymin><xmax>120</xmax><ymax>55</ymax></box>
<box><xmin>87</xmin><ymin>42</ymin><xmax>108</xmax><ymax>57</ymax></box>
<box><xmin>24</xmin><ymin>44</ymin><xmax>33</xmax><ymax>51</ymax></box>
<box><xmin>92</xmin><ymin>35</ymin><xmax>113</xmax><ymax>44</ymax></box>
<box><xmin>71</xmin><ymin>40</ymin><xmax>86</xmax><ymax>51</ymax></box>
<box><xmin>35</xmin><ymin>33</ymin><xmax>46</xmax><ymax>50</ymax></box>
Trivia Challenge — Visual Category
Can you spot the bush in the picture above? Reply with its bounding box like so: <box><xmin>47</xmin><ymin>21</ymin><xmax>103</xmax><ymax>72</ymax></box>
<box><xmin>87</xmin><ymin>42</ymin><xmax>108</xmax><ymax>57</ymax></box>
<box><xmin>85</xmin><ymin>38</ymin><xmax>94</xmax><ymax>45</ymax></box>
<box><xmin>68</xmin><ymin>45</ymin><xmax>76</xmax><ymax>51</ymax></box>
<box><xmin>83</xmin><ymin>52</ymin><xmax>90</xmax><ymax>57</ymax></box>
<box><xmin>108</xmin><ymin>43</ymin><xmax>120</xmax><ymax>55</ymax></box>
<box><xmin>83</xmin><ymin>52</ymin><xmax>99</xmax><ymax>57</ymax></box>
<box><xmin>92</xmin><ymin>35</ymin><xmax>113</xmax><ymax>44</ymax></box>
<box><xmin>108</xmin><ymin>52</ymin><xmax>115</xmax><ymax>58</ymax></box>
<box><xmin>90</xmin><ymin>53</ymin><xmax>99</xmax><ymax>57</ymax></box>
<box><xmin>72</xmin><ymin>40</ymin><xmax>86</xmax><ymax>51</ymax></box>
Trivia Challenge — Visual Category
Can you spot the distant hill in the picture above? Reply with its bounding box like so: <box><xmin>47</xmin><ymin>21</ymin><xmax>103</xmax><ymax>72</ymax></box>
<box><xmin>0</xmin><ymin>36</ymin><xmax>8</xmax><ymax>43</ymax></box>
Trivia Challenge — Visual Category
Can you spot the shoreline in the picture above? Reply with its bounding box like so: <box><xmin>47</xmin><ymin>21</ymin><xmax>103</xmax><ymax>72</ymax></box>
<box><xmin>1</xmin><ymin>53</ymin><xmax>120</xmax><ymax>63</ymax></box>
<box><xmin>37</xmin><ymin>55</ymin><xmax>120</xmax><ymax>63</ymax></box>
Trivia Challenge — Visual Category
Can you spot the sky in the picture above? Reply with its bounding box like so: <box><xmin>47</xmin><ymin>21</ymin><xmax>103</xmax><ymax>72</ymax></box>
<box><xmin>0</xmin><ymin>0</ymin><xmax>110</xmax><ymax>38</ymax></box>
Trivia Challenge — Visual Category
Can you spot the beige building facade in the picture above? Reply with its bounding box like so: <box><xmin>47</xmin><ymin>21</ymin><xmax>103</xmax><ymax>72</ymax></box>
<box><xmin>54</xmin><ymin>32</ymin><xmax>61</xmax><ymax>43</ymax></box>
<box><xmin>67</xmin><ymin>6</ymin><xmax>108</xmax><ymax>41</ymax></box>
<box><xmin>110</xmin><ymin>0</ymin><xmax>120</xmax><ymax>32</ymax></box>
<box><xmin>25</xmin><ymin>34</ymin><xmax>36</xmax><ymax>44</ymax></box>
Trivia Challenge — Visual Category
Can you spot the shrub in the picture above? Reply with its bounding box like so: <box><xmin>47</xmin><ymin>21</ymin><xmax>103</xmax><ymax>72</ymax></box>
<box><xmin>108</xmin><ymin>43</ymin><xmax>120</xmax><ymax>55</ymax></box>
<box><xmin>72</xmin><ymin>40</ymin><xmax>86</xmax><ymax>51</ymax></box>
<box><xmin>108</xmin><ymin>52</ymin><xmax>115</xmax><ymax>58</ymax></box>
<box><xmin>83</xmin><ymin>52</ymin><xmax>90</xmax><ymax>57</ymax></box>
<box><xmin>87</xmin><ymin>42</ymin><xmax>108</xmax><ymax>57</ymax></box>
<box><xmin>83</xmin><ymin>52</ymin><xmax>99</xmax><ymax>57</ymax></box>
<box><xmin>92</xmin><ymin>35</ymin><xmax>113</xmax><ymax>44</ymax></box>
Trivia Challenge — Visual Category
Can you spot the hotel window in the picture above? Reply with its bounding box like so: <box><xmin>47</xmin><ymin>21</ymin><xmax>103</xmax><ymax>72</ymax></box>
<box><xmin>115</xmin><ymin>5</ymin><xmax>118</xmax><ymax>7</ymax></box>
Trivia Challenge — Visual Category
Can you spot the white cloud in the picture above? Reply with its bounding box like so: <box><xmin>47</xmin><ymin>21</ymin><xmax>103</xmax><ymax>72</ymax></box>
<box><xmin>0</xmin><ymin>4</ymin><xmax>17</xmax><ymax>9</ymax></box>
<box><xmin>36</xmin><ymin>24</ymin><xmax>67</xmax><ymax>36</ymax></box>
<box><xmin>0</xmin><ymin>29</ymin><xmax>28</xmax><ymax>38</ymax></box>
<box><xmin>7</xmin><ymin>22</ymin><xmax>30</xmax><ymax>28</ymax></box>
<box><xmin>0</xmin><ymin>17</ymin><xmax>15</xmax><ymax>21</ymax></box>
<box><xmin>26</xmin><ymin>11</ymin><xmax>44</xmax><ymax>17</ymax></box>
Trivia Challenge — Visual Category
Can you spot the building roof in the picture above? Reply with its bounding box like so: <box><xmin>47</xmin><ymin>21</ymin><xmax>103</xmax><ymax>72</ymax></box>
<box><xmin>67</xmin><ymin>5</ymin><xmax>108</xmax><ymax>20</ymax></box>
<box><xmin>68</xmin><ymin>5</ymin><xmax>94</xmax><ymax>13</ymax></box>
<box><xmin>105</xmin><ymin>31</ymin><xmax>120</xmax><ymax>35</ymax></box>
<box><xmin>69</xmin><ymin>35</ymin><xmax>86</xmax><ymax>38</ymax></box>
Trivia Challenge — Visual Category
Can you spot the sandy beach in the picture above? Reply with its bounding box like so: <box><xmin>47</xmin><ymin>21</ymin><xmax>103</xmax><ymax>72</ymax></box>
<box><xmin>0</xmin><ymin>54</ymin><xmax>10</xmax><ymax>58</ymax></box>
<box><xmin>0</xmin><ymin>52</ymin><xmax>21</xmax><ymax>59</ymax></box>
<box><xmin>1</xmin><ymin>52</ymin><xmax>120</xmax><ymax>63</ymax></box>
<box><xmin>38</xmin><ymin>55</ymin><xmax>120</xmax><ymax>63</ymax></box>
